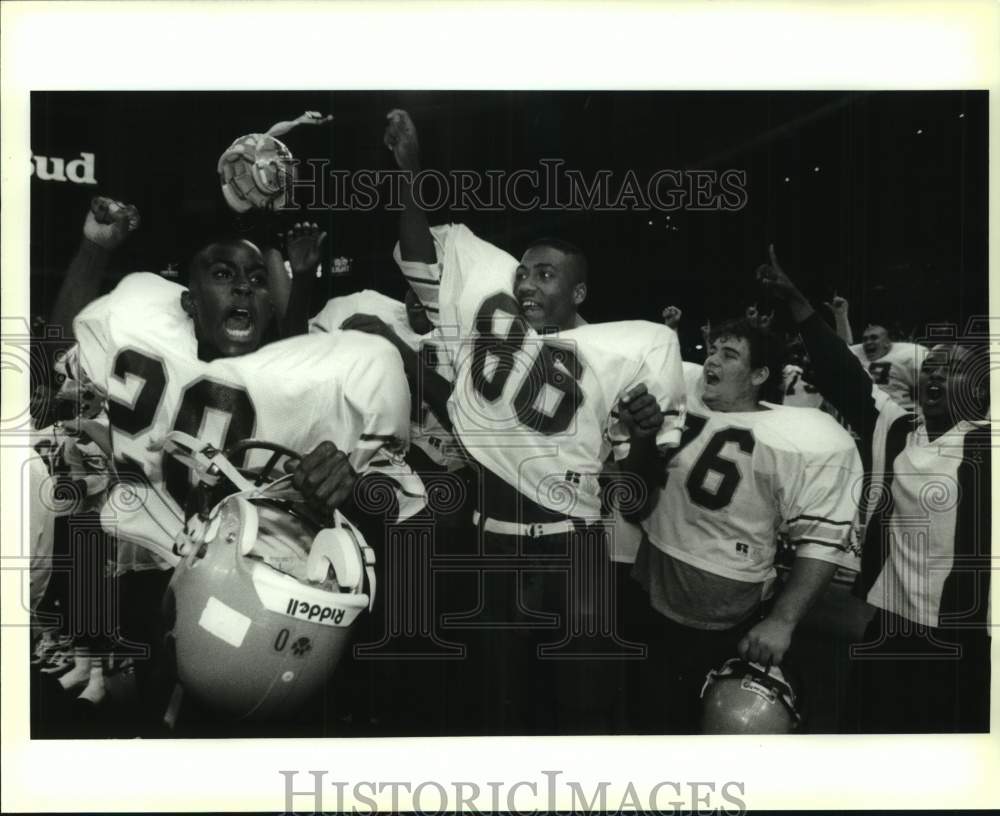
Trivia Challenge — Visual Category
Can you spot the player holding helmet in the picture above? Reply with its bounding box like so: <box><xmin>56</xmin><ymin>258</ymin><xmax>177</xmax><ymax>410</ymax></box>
<box><xmin>624</xmin><ymin>316</ymin><xmax>862</xmax><ymax>733</ymax></box>
<box><xmin>48</xmin><ymin>197</ymin><xmax>423</xmax><ymax>733</ymax></box>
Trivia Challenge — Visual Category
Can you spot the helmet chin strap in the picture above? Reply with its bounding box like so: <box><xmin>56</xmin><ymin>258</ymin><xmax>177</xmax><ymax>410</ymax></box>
<box><xmin>700</xmin><ymin>657</ymin><xmax>802</xmax><ymax>727</ymax></box>
<box><xmin>163</xmin><ymin>431</ymin><xmax>377</xmax><ymax>610</ymax></box>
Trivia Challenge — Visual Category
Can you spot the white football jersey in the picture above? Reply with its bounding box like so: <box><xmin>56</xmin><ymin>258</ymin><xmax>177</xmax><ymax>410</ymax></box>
<box><xmin>864</xmin><ymin>392</ymin><xmax>991</xmax><ymax>627</ymax></box>
<box><xmin>400</xmin><ymin>223</ymin><xmax>686</xmax><ymax>519</ymax></box>
<box><xmin>309</xmin><ymin>289</ymin><xmax>424</xmax><ymax>349</ymax></box>
<box><xmin>74</xmin><ymin>273</ymin><xmax>423</xmax><ymax>572</ymax></box>
<box><xmin>849</xmin><ymin>341</ymin><xmax>928</xmax><ymax>412</ymax></box>
<box><xmin>310</xmin><ymin>290</ymin><xmax>463</xmax><ymax>470</ymax></box>
<box><xmin>782</xmin><ymin>363</ymin><xmax>823</xmax><ymax>409</ymax></box>
<box><xmin>393</xmin><ymin>225</ymin><xmax>453</xmax><ymax>326</ymax></box>
<box><xmin>642</xmin><ymin>363</ymin><xmax>862</xmax><ymax>584</ymax></box>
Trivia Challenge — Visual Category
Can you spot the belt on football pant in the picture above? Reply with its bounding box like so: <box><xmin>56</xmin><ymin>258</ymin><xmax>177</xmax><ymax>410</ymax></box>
<box><xmin>472</xmin><ymin>510</ymin><xmax>577</xmax><ymax>539</ymax></box>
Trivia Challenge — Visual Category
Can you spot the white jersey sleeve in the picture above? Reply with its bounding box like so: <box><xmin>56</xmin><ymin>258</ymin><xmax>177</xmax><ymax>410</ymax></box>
<box><xmin>309</xmin><ymin>290</ymin><xmax>424</xmax><ymax>351</ymax></box>
<box><xmin>73</xmin><ymin>292</ymin><xmax>117</xmax><ymax>394</ymax></box>
<box><xmin>310</xmin><ymin>293</ymin><xmax>464</xmax><ymax>471</ymax></box>
<box><xmin>392</xmin><ymin>223</ymin><xmax>460</xmax><ymax>326</ymax></box>
<box><xmin>767</xmin><ymin>413</ymin><xmax>863</xmax><ymax>570</ymax></box>
<box><xmin>411</xmin><ymin>325</ymin><xmax>466</xmax><ymax>469</ymax></box>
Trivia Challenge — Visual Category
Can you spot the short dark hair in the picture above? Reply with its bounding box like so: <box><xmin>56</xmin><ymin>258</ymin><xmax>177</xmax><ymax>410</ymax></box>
<box><xmin>708</xmin><ymin>317</ymin><xmax>784</xmax><ymax>403</ymax></box>
<box><xmin>523</xmin><ymin>237</ymin><xmax>589</xmax><ymax>286</ymax></box>
<box><xmin>182</xmin><ymin>233</ymin><xmax>268</xmax><ymax>288</ymax></box>
<box><xmin>176</xmin><ymin>208</ymin><xmax>278</xmax><ymax>286</ymax></box>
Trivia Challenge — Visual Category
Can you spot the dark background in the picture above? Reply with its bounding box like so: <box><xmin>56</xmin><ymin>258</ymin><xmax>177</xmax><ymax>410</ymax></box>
<box><xmin>30</xmin><ymin>90</ymin><xmax>988</xmax><ymax>351</ymax></box>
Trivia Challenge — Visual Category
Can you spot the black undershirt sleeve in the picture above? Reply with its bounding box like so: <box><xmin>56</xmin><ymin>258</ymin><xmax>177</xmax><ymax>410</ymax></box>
<box><xmin>795</xmin><ymin>312</ymin><xmax>880</xmax><ymax>444</ymax></box>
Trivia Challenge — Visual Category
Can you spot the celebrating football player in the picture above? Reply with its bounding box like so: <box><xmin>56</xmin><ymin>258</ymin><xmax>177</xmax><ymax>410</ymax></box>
<box><xmin>758</xmin><ymin>246</ymin><xmax>991</xmax><ymax>733</ymax></box>
<box><xmin>48</xmin><ymin>198</ymin><xmax>423</xmax><ymax>733</ymax></box>
<box><xmin>354</xmin><ymin>107</ymin><xmax>687</xmax><ymax>733</ymax></box>
<box><xmin>622</xmin><ymin>315</ymin><xmax>863</xmax><ymax>733</ymax></box>
<box><xmin>823</xmin><ymin>291</ymin><xmax>928</xmax><ymax>412</ymax></box>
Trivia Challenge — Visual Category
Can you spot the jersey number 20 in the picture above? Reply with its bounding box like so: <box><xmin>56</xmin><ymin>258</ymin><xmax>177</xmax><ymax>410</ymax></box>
<box><xmin>107</xmin><ymin>348</ymin><xmax>256</xmax><ymax>509</ymax></box>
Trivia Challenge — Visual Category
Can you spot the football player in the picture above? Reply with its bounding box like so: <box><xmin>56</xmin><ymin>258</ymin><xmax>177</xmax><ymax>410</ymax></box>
<box><xmin>622</xmin><ymin>316</ymin><xmax>863</xmax><ymax>733</ymax></box>
<box><xmin>827</xmin><ymin>295</ymin><xmax>928</xmax><ymax>411</ymax></box>
<box><xmin>355</xmin><ymin>108</ymin><xmax>688</xmax><ymax>734</ymax></box>
<box><xmin>759</xmin><ymin>246</ymin><xmax>991</xmax><ymax>733</ymax></box>
<box><xmin>51</xmin><ymin>203</ymin><xmax>422</xmax><ymax>732</ymax></box>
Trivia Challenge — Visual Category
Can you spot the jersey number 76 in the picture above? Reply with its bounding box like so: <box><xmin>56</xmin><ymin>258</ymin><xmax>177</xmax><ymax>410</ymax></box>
<box><xmin>671</xmin><ymin>414</ymin><xmax>755</xmax><ymax>510</ymax></box>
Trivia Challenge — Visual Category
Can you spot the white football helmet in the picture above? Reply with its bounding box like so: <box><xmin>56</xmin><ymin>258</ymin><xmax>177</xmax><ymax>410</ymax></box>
<box><xmin>161</xmin><ymin>432</ymin><xmax>375</xmax><ymax>721</ymax></box>
<box><xmin>217</xmin><ymin>132</ymin><xmax>294</xmax><ymax>213</ymax></box>
<box><xmin>699</xmin><ymin>658</ymin><xmax>802</xmax><ymax>734</ymax></box>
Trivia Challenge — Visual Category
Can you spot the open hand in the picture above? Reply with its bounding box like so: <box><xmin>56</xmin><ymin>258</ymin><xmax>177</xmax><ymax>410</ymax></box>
<box><xmin>284</xmin><ymin>222</ymin><xmax>328</xmax><ymax>276</ymax></box>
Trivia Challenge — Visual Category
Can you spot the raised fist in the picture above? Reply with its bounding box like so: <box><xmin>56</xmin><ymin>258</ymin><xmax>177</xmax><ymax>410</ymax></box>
<box><xmin>825</xmin><ymin>294</ymin><xmax>849</xmax><ymax>316</ymax></box>
<box><xmin>661</xmin><ymin>305</ymin><xmax>682</xmax><ymax>330</ymax></box>
<box><xmin>619</xmin><ymin>383</ymin><xmax>664</xmax><ymax>441</ymax></box>
<box><xmin>285</xmin><ymin>440</ymin><xmax>357</xmax><ymax>517</ymax></box>
<box><xmin>384</xmin><ymin>109</ymin><xmax>420</xmax><ymax>172</ymax></box>
<box><xmin>84</xmin><ymin>196</ymin><xmax>139</xmax><ymax>250</ymax></box>
<box><xmin>284</xmin><ymin>222</ymin><xmax>328</xmax><ymax>276</ymax></box>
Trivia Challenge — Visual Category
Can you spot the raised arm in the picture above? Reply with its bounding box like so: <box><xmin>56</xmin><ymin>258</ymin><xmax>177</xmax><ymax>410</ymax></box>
<box><xmin>757</xmin><ymin>245</ymin><xmax>878</xmax><ymax>439</ymax></box>
<box><xmin>277</xmin><ymin>222</ymin><xmax>328</xmax><ymax>338</ymax></box>
<box><xmin>50</xmin><ymin>197</ymin><xmax>138</xmax><ymax>345</ymax></box>
<box><xmin>265</xmin><ymin>110</ymin><xmax>333</xmax><ymax>140</ymax></box>
<box><xmin>384</xmin><ymin>109</ymin><xmax>436</xmax><ymax>264</ymax></box>
<box><xmin>823</xmin><ymin>294</ymin><xmax>853</xmax><ymax>345</ymax></box>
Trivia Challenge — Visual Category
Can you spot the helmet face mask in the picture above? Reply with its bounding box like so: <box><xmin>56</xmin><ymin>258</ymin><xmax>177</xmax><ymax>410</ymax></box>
<box><xmin>162</xmin><ymin>436</ymin><xmax>375</xmax><ymax>722</ymax></box>
<box><xmin>699</xmin><ymin>658</ymin><xmax>803</xmax><ymax>734</ymax></box>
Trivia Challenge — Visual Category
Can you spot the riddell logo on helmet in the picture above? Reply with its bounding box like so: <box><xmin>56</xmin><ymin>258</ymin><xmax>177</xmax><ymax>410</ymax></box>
<box><xmin>286</xmin><ymin>597</ymin><xmax>346</xmax><ymax>626</ymax></box>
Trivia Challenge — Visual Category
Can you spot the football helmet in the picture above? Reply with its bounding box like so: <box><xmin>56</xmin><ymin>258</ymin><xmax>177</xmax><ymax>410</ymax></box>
<box><xmin>217</xmin><ymin>132</ymin><xmax>294</xmax><ymax>213</ymax></box>
<box><xmin>699</xmin><ymin>658</ymin><xmax>802</xmax><ymax>734</ymax></box>
<box><xmin>161</xmin><ymin>432</ymin><xmax>375</xmax><ymax>721</ymax></box>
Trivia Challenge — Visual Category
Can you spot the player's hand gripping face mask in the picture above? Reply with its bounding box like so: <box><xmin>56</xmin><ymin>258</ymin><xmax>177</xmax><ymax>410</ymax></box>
<box><xmin>183</xmin><ymin>239</ymin><xmax>274</xmax><ymax>360</ymax></box>
<box><xmin>160</xmin><ymin>433</ymin><xmax>376</xmax><ymax>721</ymax></box>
